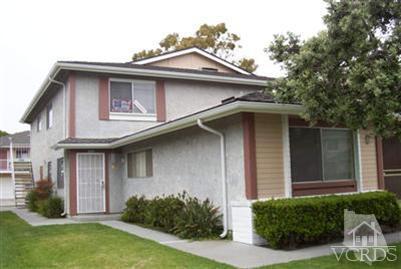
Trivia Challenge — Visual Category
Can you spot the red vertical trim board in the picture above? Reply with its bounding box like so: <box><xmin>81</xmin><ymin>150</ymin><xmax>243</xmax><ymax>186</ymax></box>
<box><xmin>99</xmin><ymin>77</ymin><xmax>109</xmax><ymax>120</ymax></box>
<box><xmin>156</xmin><ymin>80</ymin><xmax>166</xmax><ymax>122</ymax></box>
<box><xmin>105</xmin><ymin>152</ymin><xmax>110</xmax><ymax>213</ymax></box>
<box><xmin>375</xmin><ymin>137</ymin><xmax>385</xmax><ymax>189</ymax></box>
<box><xmin>69</xmin><ymin>150</ymin><xmax>77</xmax><ymax>216</ymax></box>
<box><xmin>242</xmin><ymin>112</ymin><xmax>257</xmax><ymax>199</ymax></box>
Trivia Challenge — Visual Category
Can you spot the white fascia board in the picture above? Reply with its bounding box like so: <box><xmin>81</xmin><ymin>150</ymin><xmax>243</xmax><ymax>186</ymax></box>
<box><xmin>56</xmin><ymin>101</ymin><xmax>303</xmax><ymax>150</ymax></box>
<box><xmin>55</xmin><ymin>143</ymin><xmax>112</xmax><ymax>150</ymax></box>
<box><xmin>133</xmin><ymin>47</ymin><xmax>251</xmax><ymax>75</ymax></box>
<box><xmin>20</xmin><ymin>63</ymin><xmax>60</xmax><ymax>123</ymax></box>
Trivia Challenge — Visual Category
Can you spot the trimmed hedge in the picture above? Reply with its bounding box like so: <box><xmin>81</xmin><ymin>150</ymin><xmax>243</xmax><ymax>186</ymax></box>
<box><xmin>38</xmin><ymin>196</ymin><xmax>64</xmax><ymax>218</ymax></box>
<box><xmin>122</xmin><ymin>192</ymin><xmax>222</xmax><ymax>239</ymax></box>
<box><xmin>253</xmin><ymin>191</ymin><xmax>401</xmax><ymax>249</ymax></box>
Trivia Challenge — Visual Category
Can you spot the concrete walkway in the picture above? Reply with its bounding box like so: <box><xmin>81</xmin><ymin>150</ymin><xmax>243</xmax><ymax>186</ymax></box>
<box><xmin>3</xmin><ymin>207</ymin><xmax>401</xmax><ymax>268</ymax></box>
<box><xmin>10</xmin><ymin>207</ymin><xmax>78</xmax><ymax>226</ymax></box>
<box><xmin>101</xmin><ymin>220</ymin><xmax>401</xmax><ymax>268</ymax></box>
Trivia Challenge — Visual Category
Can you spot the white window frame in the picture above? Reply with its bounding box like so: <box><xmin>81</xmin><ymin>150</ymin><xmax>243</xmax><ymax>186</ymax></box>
<box><xmin>109</xmin><ymin>78</ymin><xmax>157</xmax><ymax>121</ymax></box>
<box><xmin>126</xmin><ymin>149</ymin><xmax>153</xmax><ymax>179</ymax></box>
<box><xmin>47</xmin><ymin>103</ymin><xmax>53</xmax><ymax>129</ymax></box>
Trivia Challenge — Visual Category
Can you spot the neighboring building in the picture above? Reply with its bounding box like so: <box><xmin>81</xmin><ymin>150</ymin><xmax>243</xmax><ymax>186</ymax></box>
<box><xmin>20</xmin><ymin>46</ymin><xmax>399</xmax><ymax>244</ymax></box>
<box><xmin>0</xmin><ymin>131</ymin><xmax>32</xmax><ymax>206</ymax></box>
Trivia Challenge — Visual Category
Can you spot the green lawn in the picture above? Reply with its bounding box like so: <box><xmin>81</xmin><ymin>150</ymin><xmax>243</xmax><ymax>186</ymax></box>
<box><xmin>0</xmin><ymin>211</ymin><xmax>230</xmax><ymax>269</ymax></box>
<box><xmin>1</xmin><ymin>211</ymin><xmax>400</xmax><ymax>269</ymax></box>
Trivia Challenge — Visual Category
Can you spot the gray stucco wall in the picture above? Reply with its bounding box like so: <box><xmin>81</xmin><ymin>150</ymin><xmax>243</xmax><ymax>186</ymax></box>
<box><xmin>30</xmin><ymin>86</ymin><xmax>65</xmax><ymax>196</ymax></box>
<box><xmin>165</xmin><ymin>80</ymin><xmax>259</xmax><ymax>121</ymax></box>
<box><xmin>74</xmin><ymin>73</ymin><xmax>260</xmax><ymax>138</ymax></box>
<box><xmin>108</xmin><ymin>152</ymin><xmax>125</xmax><ymax>213</ymax></box>
<box><xmin>118</xmin><ymin>114</ymin><xmax>246</xmax><ymax>228</ymax></box>
<box><xmin>75</xmin><ymin>75</ymin><xmax>156</xmax><ymax>138</ymax></box>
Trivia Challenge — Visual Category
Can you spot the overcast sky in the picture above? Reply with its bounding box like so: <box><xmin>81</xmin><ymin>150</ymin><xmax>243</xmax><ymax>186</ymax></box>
<box><xmin>0</xmin><ymin>0</ymin><xmax>327</xmax><ymax>133</ymax></box>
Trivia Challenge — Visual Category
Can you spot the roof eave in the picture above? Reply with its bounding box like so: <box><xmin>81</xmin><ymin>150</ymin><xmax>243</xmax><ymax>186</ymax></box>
<box><xmin>56</xmin><ymin>101</ymin><xmax>303</xmax><ymax>150</ymax></box>
<box><xmin>21</xmin><ymin>62</ymin><xmax>268</xmax><ymax>123</ymax></box>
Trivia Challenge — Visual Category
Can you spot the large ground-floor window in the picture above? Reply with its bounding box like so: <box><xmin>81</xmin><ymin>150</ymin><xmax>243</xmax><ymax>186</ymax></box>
<box><xmin>289</xmin><ymin>127</ymin><xmax>355</xmax><ymax>183</ymax></box>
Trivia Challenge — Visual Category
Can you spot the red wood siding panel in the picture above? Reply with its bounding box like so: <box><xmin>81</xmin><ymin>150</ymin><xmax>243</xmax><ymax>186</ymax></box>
<box><xmin>242</xmin><ymin>112</ymin><xmax>257</xmax><ymax>199</ymax></box>
<box><xmin>68</xmin><ymin>73</ymin><xmax>76</xmax><ymax>138</ymax></box>
<box><xmin>292</xmin><ymin>180</ymin><xmax>356</xmax><ymax>196</ymax></box>
<box><xmin>69</xmin><ymin>151</ymin><xmax>77</xmax><ymax>216</ymax></box>
<box><xmin>156</xmin><ymin>81</ymin><xmax>166</xmax><ymax>122</ymax></box>
<box><xmin>0</xmin><ymin>149</ymin><xmax>7</xmax><ymax>170</ymax></box>
<box><xmin>99</xmin><ymin>77</ymin><xmax>109</xmax><ymax>120</ymax></box>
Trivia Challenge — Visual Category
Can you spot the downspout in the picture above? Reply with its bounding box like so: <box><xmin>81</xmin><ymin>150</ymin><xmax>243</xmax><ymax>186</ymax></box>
<box><xmin>197</xmin><ymin>119</ymin><xmax>228</xmax><ymax>238</ymax></box>
<box><xmin>48</xmin><ymin>77</ymin><xmax>66</xmax><ymax>139</ymax></box>
<box><xmin>48</xmin><ymin>76</ymin><xmax>67</xmax><ymax>216</ymax></box>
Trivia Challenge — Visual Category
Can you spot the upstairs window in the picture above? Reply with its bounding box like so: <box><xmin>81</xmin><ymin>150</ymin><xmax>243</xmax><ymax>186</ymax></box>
<box><xmin>37</xmin><ymin>115</ymin><xmax>43</xmax><ymax>132</ymax></box>
<box><xmin>46</xmin><ymin>103</ymin><xmax>53</xmax><ymax>129</ymax></box>
<box><xmin>289</xmin><ymin>128</ymin><xmax>355</xmax><ymax>182</ymax></box>
<box><xmin>109</xmin><ymin>79</ymin><xmax>156</xmax><ymax>120</ymax></box>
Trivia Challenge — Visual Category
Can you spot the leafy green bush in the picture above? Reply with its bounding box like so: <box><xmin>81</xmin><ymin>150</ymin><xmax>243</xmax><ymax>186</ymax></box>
<box><xmin>253</xmin><ymin>191</ymin><xmax>401</xmax><ymax>249</ymax></box>
<box><xmin>26</xmin><ymin>190</ymin><xmax>38</xmax><ymax>212</ymax></box>
<box><xmin>121</xmin><ymin>196</ymin><xmax>148</xmax><ymax>223</ymax></box>
<box><xmin>37</xmin><ymin>196</ymin><xmax>64</xmax><ymax>218</ymax></box>
<box><xmin>144</xmin><ymin>195</ymin><xmax>184</xmax><ymax>231</ymax></box>
<box><xmin>172</xmin><ymin>195</ymin><xmax>222</xmax><ymax>239</ymax></box>
<box><xmin>122</xmin><ymin>192</ymin><xmax>222</xmax><ymax>239</ymax></box>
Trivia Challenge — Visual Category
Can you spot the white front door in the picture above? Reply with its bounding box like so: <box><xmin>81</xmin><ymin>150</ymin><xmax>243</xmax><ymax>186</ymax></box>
<box><xmin>77</xmin><ymin>153</ymin><xmax>105</xmax><ymax>214</ymax></box>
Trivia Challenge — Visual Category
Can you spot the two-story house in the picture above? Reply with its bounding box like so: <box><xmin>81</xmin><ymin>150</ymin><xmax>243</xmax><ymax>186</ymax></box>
<box><xmin>21</xmin><ymin>47</ymin><xmax>395</xmax><ymax>245</ymax></box>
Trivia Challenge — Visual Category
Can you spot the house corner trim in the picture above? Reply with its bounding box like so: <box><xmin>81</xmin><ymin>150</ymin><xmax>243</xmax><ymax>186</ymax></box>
<box><xmin>242</xmin><ymin>112</ymin><xmax>257</xmax><ymax>199</ymax></box>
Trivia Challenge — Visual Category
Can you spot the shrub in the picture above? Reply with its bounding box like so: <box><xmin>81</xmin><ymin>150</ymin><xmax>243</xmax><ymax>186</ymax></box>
<box><xmin>34</xmin><ymin>179</ymin><xmax>53</xmax><ymax>200</ymax></box>
<box><xmin>122</xmin><ymin>192</ymin><xmax>222</xmax><ymax>239</ymax></box>
<box><xmin>172</xmin><ymin>195</ymin><xmax>222</xmax><ymax>239</ymax></box>
<box><xmin>26</xmin><ymin>190</ymin><xmax>38</xmax><ymax>212</ymax></box>
<box><xmin>144</xmin><ymin>195</ymin><xmax>184</xmax><ymax>231</ymax></box>
<box><xmin>253</xmin><ymin>191</ymin><xmax>401</xmax><ymax>249</ymax></box>
<box><xmin>121</xmin><ymin>196</ymin><xmax>148</xmax><ymax>223</ymax></box>
<box><xmin>37</xmin><ymin>196</ymin><xmax>64</xmax><ymax>218</ymax></box>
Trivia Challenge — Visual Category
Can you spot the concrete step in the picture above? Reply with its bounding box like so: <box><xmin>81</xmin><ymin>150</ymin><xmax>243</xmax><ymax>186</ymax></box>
<box><xmin>71</xmin><ymin>213</ymin><xmax>122</xmax><ymax>222</ymax></box>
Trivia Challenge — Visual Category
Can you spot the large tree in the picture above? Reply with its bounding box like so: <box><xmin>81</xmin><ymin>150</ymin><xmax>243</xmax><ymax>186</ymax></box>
<box><xmin>266</xmin><ymin>0</ymin><xmax>401</xmax><ymax>138</ymax></box>
<box><xmin>0</xmin><ymin>130</ymin><xmax>8</xmax><ymax>137</ymax></box>
<box><xmin>132</xmin><ymin>23</ymin><xmax>258</xmax><ymax>73</ymax></box>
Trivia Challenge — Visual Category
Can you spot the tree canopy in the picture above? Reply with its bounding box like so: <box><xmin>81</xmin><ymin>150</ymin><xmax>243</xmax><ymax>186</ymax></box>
<box><xmin>0</xmin><ymin>130</ymin><xmax>9</xmax><ymax>137</ymax></box>
<box><xmin>266</xmin><ymin>0</ymin><xmax>401</xmax><ymax>138</ymax></box>
<box><xmin>132</xmin><ymin>23</ymin><xmax>258</xmax><ymax>73</ymax></box>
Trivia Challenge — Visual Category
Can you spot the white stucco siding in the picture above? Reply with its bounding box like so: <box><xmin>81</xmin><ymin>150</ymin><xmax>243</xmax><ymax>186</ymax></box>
<box><xmin>119</xmin><ymin>115</ymin><xmax>246</xmax><ymax>228</ymax></box>
<box><xmin>30</xmin><ymin>87</ymin><xmax>65</xmax><ymax>193</ymax></box>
